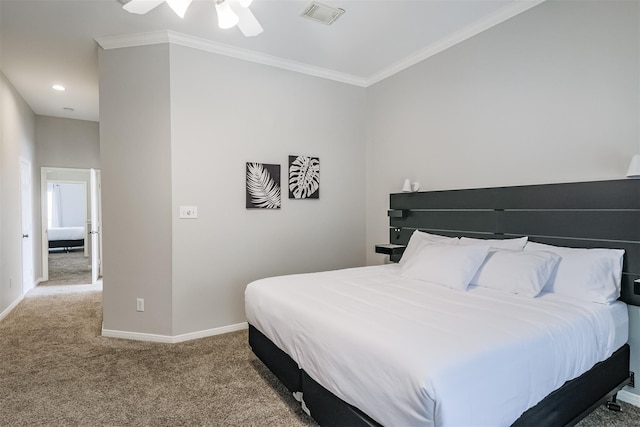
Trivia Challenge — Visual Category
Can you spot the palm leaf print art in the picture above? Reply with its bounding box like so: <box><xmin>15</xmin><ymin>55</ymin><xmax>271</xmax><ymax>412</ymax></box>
<box><xmin>246</xmin><ymin>163</ymin><xmax>281</xmax><ymax>209</ymax></box>
<box><xmin>288</xmin><ymin>155</ymin><xmax>320</xmax><ymax>199</ymax></box>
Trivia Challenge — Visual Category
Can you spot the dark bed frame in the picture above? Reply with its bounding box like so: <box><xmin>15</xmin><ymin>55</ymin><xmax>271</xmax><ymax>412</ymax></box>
<box><xmin>48</xmin><ymin>239</ymin><xmax>84</xmax><ymax>252</ymax></box>
<box><xmin>249</xmin><ymin>179</ymin><xmax>639</xmax><ymax>426</ymax></box>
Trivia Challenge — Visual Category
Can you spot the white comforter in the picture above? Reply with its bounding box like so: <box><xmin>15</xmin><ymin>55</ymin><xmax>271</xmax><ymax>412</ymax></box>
<box><xmin>48</xmin><ymin>226</ymin><xmax>85</xmax><ymax>241</ymax></box>
<box><xmin>245</xmin><ymin>265</ymin><xmax>628</xmax><ymax>427</ymax></box>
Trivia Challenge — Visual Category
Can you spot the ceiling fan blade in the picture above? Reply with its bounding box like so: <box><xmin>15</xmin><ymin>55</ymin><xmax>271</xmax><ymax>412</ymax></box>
<box><xmin>232</xmin><ymin>4</ymin><xmax>263</xmax><ymax>37</ymax></box>
<box><xmin>165</xmin><ymin>0</ymin><xmax>193</xmax><ymax>18</ymax></box>
<box><xmin>123</xmin><ymin>0</ymin><xmax>165</xmax><ymax>14</ymax></box>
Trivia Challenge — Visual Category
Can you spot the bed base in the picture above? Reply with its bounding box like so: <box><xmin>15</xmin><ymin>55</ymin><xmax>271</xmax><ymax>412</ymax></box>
<box><xmin>250</xmin><ymin>324</ymin><xmax>630</xmax><ymax>427</ymax></box>
<box><xmin>48</xmin><ymin>239</ymin><xmax>84</xmax><ymax>252</ymax></box>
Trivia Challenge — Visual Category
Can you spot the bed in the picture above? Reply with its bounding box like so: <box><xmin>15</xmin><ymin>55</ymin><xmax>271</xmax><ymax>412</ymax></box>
<box><xmin>48</xmin><ymin>226</ymin><xmax>85</xmax><ymax>251</ymax></box>
<box><xmin>245</xmin><ymin>179</ymin><xmax>639</xmax><ymax>426</ymax></box>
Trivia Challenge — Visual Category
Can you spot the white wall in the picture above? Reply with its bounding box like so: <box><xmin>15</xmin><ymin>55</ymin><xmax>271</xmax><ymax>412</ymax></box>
<box><xmin>49</xmin><ymin>182</ymin><xmax>86</xmax><ymax>227</ymax></box>
<box><xmin>44</xmin><ymin>168</ymin><xmax>92</xmax><ymax>230</ymax></box>
<box><xmin>169</xmin><ymin>45</ymin><xmax>366</xmax><ymax>335</ymax></box>
<box><xmin>99</xmin><ymin>44</ymin><xmax>174</xmax><ymax>336</ymax></box>
<box><xmin>0</xmin><ymin>71</ymin><xmax>37</xmax><ymax>316</ymax></box>
<box><xmin>365</xmin><ymin>0</ymin><xmax>640</xmax><ymax>399</ymax></box>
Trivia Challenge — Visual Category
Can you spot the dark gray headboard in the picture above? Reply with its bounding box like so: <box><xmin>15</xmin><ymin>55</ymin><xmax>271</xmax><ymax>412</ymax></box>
<box><xmin>389</xmin><ymin>179</ymin><xmax>640</xmax><ymax>306</ymax></box>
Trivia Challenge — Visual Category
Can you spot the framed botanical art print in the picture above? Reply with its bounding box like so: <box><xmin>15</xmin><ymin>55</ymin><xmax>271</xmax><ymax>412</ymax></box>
<box><xmin>246</xmin><ymin>162</ymin><xmax>281</xmax><ymax>209</ymax></box>
<box><xmin>288</xmin><ymin>155</ymin><xmax>320</xmax><ymax>199</ymax></box>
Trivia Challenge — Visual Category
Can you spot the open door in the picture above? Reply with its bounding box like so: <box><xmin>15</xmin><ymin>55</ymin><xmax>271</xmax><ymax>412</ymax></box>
<box><xmin>20</xmin><ymin>159</ymin><xmax>34</xmax><ymax>293</ymax></box>
<box><xmin>90</xmin><ymin>169</ymin><xmax>102</xmax><ymax>283</ymax></box>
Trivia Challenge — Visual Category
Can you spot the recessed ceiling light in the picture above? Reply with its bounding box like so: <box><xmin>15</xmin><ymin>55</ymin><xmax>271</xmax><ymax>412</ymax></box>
<box><xmin>52</xmin><ymin>84</ymin><xmax>66</xmax><ymax>91</ymax></box>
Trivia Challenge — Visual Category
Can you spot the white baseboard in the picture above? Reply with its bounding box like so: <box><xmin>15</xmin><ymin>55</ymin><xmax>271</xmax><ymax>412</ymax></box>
<box><xmin>0</xmin><ymin>294</ymin><xmax>24</xmax><ymax>322</ymax></box>
<box><xmin>618</xmin><ymin>389</ymin><xmax>640</xmax><ymax>408</ymax></box>
<box><xmin>101</xmin><ymin>322</ymin><xmax>248</xmax><ymax>343</ymax></box>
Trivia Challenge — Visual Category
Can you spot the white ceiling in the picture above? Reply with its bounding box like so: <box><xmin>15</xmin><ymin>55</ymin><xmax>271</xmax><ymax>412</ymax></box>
<box><xmin>0</xmin><ymin>0</ymin><xmax>544</xmax><ymax>122</ymax></box>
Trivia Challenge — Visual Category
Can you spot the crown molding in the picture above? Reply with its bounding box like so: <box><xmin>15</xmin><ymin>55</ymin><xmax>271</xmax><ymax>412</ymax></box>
<box><xmin>96</xmin><ymin>30</ymin><xmax>368</xmax><ymax>87</ymax></box>
<box><xmin>95</xmin><ymin>31</ymin><xmax>172</xmax><ymax>50</ymax></box>
<box><xmin>364</xmin><ymin>0</ymin><xmax>547</xmax><ymax>86</ymax></box>
<box><xmin>96</xmin><ymin>0</ymin><xmax>546</xmax><ymax>88</ymax></box>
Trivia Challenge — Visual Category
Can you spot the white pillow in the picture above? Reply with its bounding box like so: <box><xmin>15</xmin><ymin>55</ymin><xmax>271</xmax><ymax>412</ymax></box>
<box><xmin>459</xmin><ymin>236</ymin><xmax>528</xmax><ymax>251</ymax></box>
<box><xmin>399</xmin><ymin>230</ymin><xmax>459</xmax><ymax>266</ymax></box>
<box><xmin>524</xmin><ymin>242</ymin><xmax>624</xmax><ymax>304</ymax></box>
<box><xmin>401</xmin><ymin>243</ymin><xmax>490</xmax><ymax>291</ymax></box>
<box><xmin>470</xmin><ymin>250</ymin><xmax>561</xmax><ymax>297</ymax></box>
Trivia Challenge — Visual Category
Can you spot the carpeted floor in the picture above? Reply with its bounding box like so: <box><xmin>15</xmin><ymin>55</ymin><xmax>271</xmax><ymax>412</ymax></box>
<box><xmin>0</xmin><ymin>285</ymin><xmax>315</xmax><ymax>426</ymax></box>
<box><xmin>41</xmin><ymin>249</ymin><xmax>92</xmax><ymax>286</ymax></box>
<box><xmin>0</xmin><ymin>284</ymin><xmax>638</xmax><ymax>426</ymax></box>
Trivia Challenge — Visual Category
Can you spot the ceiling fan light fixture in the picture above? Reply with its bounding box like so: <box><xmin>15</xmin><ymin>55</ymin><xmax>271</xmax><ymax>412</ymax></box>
<box><xmin>215</xmin><ymin>0</ymin><xmax>239</xmax><ymax>29</ymax></box>
<box><xmin>121</xmin><ymin>0</ymin><xmax>164</xmax><ymax>14</ymax></box>
<box><xmin>165</xmin><ymin>0</ymin><xmax>193</xmax><ymax>18</ymax></box>
<box><xmin>232</xmin><ymin>2</ymin><xmax>263</xmax><ymax>36</ymax></box>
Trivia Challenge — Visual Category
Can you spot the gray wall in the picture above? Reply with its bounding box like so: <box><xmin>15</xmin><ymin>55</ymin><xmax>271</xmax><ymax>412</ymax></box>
<box><xmin>169</xmin><ymin>45</ymin><xmax>366</xmax><ymax>335</ymax></box>
<box><xmin>0</xmin><ymin>71</ymin><xmax>37</xmax><ymax>315</ymax></box>
<box><xmin>99</xmin><ymin>45</ymin><xmax>174</xmax><ymax>336</ymax></box>
<box><xmin>36</xmin><ymin>116</ymin><xmax>100</xmax><ymax>170</ymax></box>
<box><xmin>50</xmin><ymin>182</ymin><xmax>86</xmax><ymax>227</ymax></box>
<box><xmin>99</xmin><ymin>42</ymin><xmax>366</xmax><ymax>337</ymax></box>
<box><xmin>364</xmin><ymin>0</ymin><xmax>639</xmax><ymax>398</ymax></box>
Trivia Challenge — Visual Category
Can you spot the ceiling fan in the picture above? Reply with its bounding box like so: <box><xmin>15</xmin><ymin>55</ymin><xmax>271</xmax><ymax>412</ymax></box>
<box><xmin>121</xmin><ymin>0</ymin><xmax>263</xmax><ymax>37</ymax></box>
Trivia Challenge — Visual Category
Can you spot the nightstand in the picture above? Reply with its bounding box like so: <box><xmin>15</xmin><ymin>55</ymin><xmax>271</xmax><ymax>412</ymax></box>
<box><xmin>375</xmin><ymin>244</ymin><xmax>406</xmax><ymax>256</ymax></box>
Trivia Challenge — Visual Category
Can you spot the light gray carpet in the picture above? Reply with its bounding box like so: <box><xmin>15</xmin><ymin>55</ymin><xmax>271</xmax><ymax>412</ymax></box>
<box><xmin>41</xmin><ymin>249</ymin><xmax>92</xmax><ymax>286</ymax></box>
<box><xmin>0</xmin><ymin>285</ymin><xmax>315</xmax><ymax>426</ymax></box>
<box><xmin>1</xmin><ymin>285</ymin><xmax>638</xmax><ymax>426</ymax></box>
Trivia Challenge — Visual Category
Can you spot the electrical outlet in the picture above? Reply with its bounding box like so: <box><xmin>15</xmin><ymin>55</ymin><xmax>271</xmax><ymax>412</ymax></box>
<box><xmin>136</xmin><ymin>298</ymin><xmax>144</xmax><ymax>312</ymax></box>
<box><xmin>179</xmin><ymin>206</ymin><xmax>198</xmax><ymax>219</ymax></box>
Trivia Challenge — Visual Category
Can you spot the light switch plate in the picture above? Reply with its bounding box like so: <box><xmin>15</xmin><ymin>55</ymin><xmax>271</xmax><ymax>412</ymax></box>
<box><xmin>179</xmin><ymin>205</ymin><xmax>198</xmax><ymax>219</ymax></box>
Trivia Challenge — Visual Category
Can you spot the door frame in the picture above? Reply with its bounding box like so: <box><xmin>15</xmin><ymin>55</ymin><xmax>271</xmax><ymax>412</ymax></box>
<box><xmin>40</xmin><ymin>167</ymin><xmax>100</xmax><ymax>282</ymax></box>
<box><xmin>20</xmin><ymin>158</ymin><xmax>35</xmax><ymax>293</ymax></box>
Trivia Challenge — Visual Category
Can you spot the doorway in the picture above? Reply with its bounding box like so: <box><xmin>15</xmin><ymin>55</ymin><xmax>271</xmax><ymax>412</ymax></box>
<box><xmin>40</xmin><ymin>167</ymin><xmax>102</xmax><ymax>285</ymax></box>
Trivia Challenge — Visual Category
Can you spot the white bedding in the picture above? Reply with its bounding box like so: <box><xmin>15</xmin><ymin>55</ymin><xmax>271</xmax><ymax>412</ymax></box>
<box><xmin>245</xmin><ymin>264</ymin><xmax>628</xmax><ymax>427</ymax></box>
<box><xmin>48</xmin><ymin>227</ymin><xmax>85</xmax><ymax>241</ymax></box>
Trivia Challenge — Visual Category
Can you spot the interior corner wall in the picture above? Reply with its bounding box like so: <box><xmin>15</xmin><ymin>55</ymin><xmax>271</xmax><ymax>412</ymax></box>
<box><xmin>169</xmin><ymin>45</ymin><xmax>366</xmax><ymax>335</ymax></box>
<box><xmin>0</xmin><ymin>71</ymin><xmax>37</xmax><ymax>315</ymax></box>
<box><xmin>98</xmin><ymin>45</ymin><xmax>173</xmax><ymax>336</ymax></box>
<box><xmin>365</xmin><ymin>0</ymin><xmax>640</xmax><ymax>267</ymax></box>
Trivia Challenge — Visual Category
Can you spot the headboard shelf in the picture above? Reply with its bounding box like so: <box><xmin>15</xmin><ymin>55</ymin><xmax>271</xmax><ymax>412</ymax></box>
<box><xmin>389</xmin><ymin>179</ymin><xmax>640</xmax><ymax>306</ymax></box>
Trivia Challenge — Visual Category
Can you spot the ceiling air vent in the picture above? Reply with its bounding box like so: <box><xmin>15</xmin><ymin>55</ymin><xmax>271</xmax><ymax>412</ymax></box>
<box><xmin>300</xmin><ymin>1</ymin><xmax>345</xmax><ymax>25</ymax></box>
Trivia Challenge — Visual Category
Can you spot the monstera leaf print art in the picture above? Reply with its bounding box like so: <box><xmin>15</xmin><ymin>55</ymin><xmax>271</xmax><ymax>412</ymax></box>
<box><xmin>246</xmin><ymin>163</ymin><xmax>281</xmax><ymax>209</ymax></box>
<box><xmin>288</xmin><ymin>155</ymin><xmax>320</xmax><ymax>199</ymax></box>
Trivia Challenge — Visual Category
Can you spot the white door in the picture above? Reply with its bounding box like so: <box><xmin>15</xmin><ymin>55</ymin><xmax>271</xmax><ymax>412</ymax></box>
<box><xmin>20</xmin><ymin>159</ymin><xmax>34</xmax><ymax>293</ymax></box>
<box><xmin>90</xmin><ymin>169</ymin><xmax>102</xmax><ymax>283</ymax></box>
